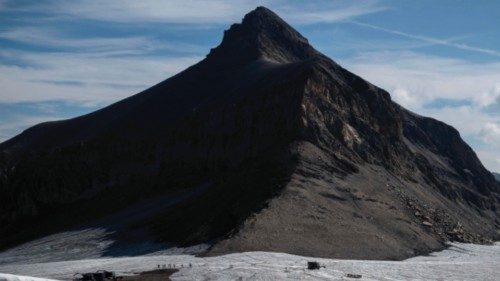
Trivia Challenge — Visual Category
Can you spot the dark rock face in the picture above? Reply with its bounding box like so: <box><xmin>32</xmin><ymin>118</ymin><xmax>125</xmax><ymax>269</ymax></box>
<box><xmin>0</xmin><ymin>7</ymin><xmax>499</xmax><ymax>259</ymax></box>
<box><xmin>207</xmin><ymin>7</ymin><xmax>319</xmax><ymax>64</ymax></box>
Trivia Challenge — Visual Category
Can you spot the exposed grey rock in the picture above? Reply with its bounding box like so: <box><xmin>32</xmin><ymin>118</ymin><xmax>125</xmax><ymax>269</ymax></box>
<box><xmin>422</xmin><ymin>221</ymin><xmax>433</xmax><ymax>227</ymax></box>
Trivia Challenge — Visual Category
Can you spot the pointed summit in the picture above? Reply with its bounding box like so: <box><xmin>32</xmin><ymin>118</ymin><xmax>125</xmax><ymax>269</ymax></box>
<box><xmin>239</xmin><ymin>6</ymin><xmax>296</xmax><ymax>31</ymax></box>
<box><xmin>207</xmin><ymin>6</ymin><xmax>319</xmax><ymax>63</ymax></box>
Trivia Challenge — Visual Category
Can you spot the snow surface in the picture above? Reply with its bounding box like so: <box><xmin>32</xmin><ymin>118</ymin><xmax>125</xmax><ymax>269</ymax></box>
<box><xmin>0</xmin><ymin>227</ymin><xmax>209</xmax><ymax>265</ymax></box>
<box><xmin>0</xmin><ymin>273</ymin><xmax>58</xmax><ymax>281</ymax></box>
<box><xmin>0</xmin><ymin>242</ymin><xmax>499</xmax><ymax>280</ymax></box>
<box><xmin>0</xmin><ymin>186</ymin><xmax>211</xmax><ymax>266</ymax></box>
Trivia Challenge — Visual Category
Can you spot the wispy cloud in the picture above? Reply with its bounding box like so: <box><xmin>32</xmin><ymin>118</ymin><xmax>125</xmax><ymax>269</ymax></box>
<box><xmin>342</xmin><ymin>51</ymin><xmax>500</xmax><ymax>110</ymax></box>
<box><xmin>0</xmin><ymin>0</ymin><xmax>386</xmax><ymax>105</ymax></box>
<box><xmin>44</xmin><ymin>0</ymin><xmax>248</xmax><ymax>24</ymax></box>
<box><xmin>0</xmin><ymin>27</ymin><xmax>208</xmax><ymax>56</ymax></box>
<box><xmin>349</xmin><ymin>21</ymin><xmax>500</xmax><ymax>57</ymax></box>
<box><xmin>276</xmin><ymin>0</ymin><xmax>387</xmax><ymax>24</ymax></box>
<box><xmin>0</xmin><ymin>28</ymin><xmax>156</xmax><ymax>53</ymax></box>
<box><xmin>5</xmin><ymin>0</ymin><xmax>385</xmax><ymax>25</ymax></box>
<box><xmin>480</xmin><ymin>123</ymin><xmax>500</xmax><ymax>144</ymax></box>
<box><xmin>0</xmin><ymin>50</ymin><xmax>201</xmax><ymax>103</ymax></box>
<box><xmin>341</xmin><ymin>50</ymin><xmax>500</xmax><ymax>171</ymax></box>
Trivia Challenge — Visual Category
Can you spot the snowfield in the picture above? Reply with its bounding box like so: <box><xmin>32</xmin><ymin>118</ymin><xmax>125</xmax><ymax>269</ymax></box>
<box><xmin>0</xmin><ymin>242</ymin><xmax>499</xmax><ymax>280</ymax></box>
<box><xmin>0</xmin><ymin>273</ymin><xmax>58</xmax><ymax>281</ymax></box>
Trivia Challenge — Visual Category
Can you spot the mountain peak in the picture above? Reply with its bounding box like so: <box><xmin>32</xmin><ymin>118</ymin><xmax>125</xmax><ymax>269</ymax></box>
<box><xmin>240</xmin><ymin>6</ymin><xmax>287</xmax><ymax>28</ymax></box>
<box><xmin>244</xmin><ymin>6</ymin><xmax>276</xmax><ymax>18</ymax></box>
<box><xmin>207</xmin><ymin>6</ymin><xmax>319</xmax><ymax>63</ymax></box>
<box><xmin>1</xmin><ymin>5</ymin><xmax>499</xmax><ymax>262</ymax></box>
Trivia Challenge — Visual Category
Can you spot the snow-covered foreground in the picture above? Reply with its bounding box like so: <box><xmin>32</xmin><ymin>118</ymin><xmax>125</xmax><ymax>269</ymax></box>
<box><xmin>0</xmin><ymin>273</ymin><xmax>58</xmax><ymax>281</ymax></box>
<box><xmin>0</xmin><ymin>243</ymin><xmax>499</xmax><ymax>280</ymax></box>
<box><xmin>0</xmin><ymin>227</ymin><xmax>209</xmax><ymax>265</ymax></box>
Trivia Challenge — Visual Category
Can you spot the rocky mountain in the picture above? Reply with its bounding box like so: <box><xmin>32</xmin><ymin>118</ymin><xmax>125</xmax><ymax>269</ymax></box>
<box><xmin>0</xmin><ymin>7</ymin><xmax>498</xmax><ymax>260</ymax></box>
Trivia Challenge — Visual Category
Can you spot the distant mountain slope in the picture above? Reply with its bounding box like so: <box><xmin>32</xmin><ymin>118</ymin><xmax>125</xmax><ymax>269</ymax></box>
<box><xmin>0</xmin><ymin>7</ymin><xmax>498</xmax><ymax>260</ymax></box>
<box><xmin>494</xmin><ymin>172</ymin><xmax>500</xmax><ymax>182</ymax></box>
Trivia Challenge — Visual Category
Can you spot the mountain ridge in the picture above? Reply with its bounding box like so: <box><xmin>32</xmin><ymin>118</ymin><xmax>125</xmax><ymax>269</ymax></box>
<box><xmin>0</xmin><ymin>7</ymin><xmax>498</xmax><ymax>260</ymax></box>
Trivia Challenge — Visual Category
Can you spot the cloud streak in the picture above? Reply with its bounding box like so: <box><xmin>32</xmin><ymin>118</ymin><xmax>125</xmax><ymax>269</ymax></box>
<box><xmin>0</xmin><ymin>49</ymin><xmax>201</xmax><ymax>103</ymax></box>
<box><xmin>0</xmin><ymin>0</ymin><xmax>385</xmax><ymax>105</ymax></box>
<box><xmin>4</xmin><ymin>0</ymin><xmax>385</xmax><ymax>25</ymax></box>
<box><xmin>275</xmin><ymin>1</ymin><xmax>387</xmax><ymax>24</ymax></box>
<box><xmin>0</xmin><ymin>28</ymin><xmax>157</xmax><ymax>53</ymax></box>
<box><xmin>349</xmin><ymin>21</ymin><xmax>500</xmax><ymax>58</ymax></box>
<box><xmin>480</xmin><ymin>123</ymin><xmax>500</xmax><ymax>144</ymax></box>
<box><xmin>341</xmin><ymin>50</ymin><xmax>500</xmax><ymax>171</ymax></box>
<box><xmin>342</xmin><ymin>51</ymin><xmax>500</xmax><ymax>110</ymax></box>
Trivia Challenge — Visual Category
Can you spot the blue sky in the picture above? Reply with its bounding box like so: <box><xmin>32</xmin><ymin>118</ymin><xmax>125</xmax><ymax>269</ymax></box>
<box><xmin>0</xmin><ymin>0</ymin><xmax>499</xmax><ymax>172</ymax></box>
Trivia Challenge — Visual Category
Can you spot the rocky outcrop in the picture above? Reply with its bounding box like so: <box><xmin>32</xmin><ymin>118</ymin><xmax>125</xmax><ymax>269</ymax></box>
<box><xmin>0</xmin><ymin>7</ymin><xmax>498</xmax><ymax>259</ymax></box>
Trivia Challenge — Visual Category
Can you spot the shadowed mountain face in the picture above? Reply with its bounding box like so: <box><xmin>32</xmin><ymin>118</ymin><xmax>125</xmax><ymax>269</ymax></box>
<box><xmin>0</xmin><ymin>7</ymin><xmax>499</xmax><ymax>260</ymax></box>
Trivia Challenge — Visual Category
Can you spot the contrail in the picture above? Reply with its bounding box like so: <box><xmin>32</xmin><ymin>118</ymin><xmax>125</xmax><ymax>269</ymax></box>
<box><xmin>350</xmin><ymin>20</ymin><xmax>500</xmax><ymax>57</ymax></box>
